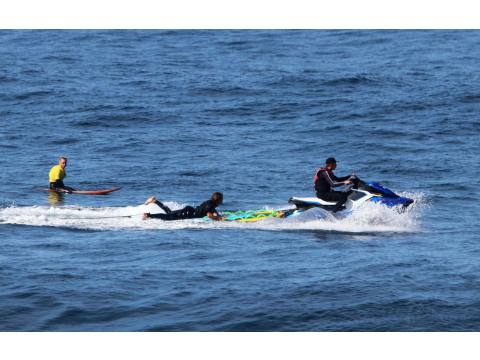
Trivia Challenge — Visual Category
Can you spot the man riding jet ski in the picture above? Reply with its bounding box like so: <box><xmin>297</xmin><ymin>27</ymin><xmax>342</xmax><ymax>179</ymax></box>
<box><xmin>313</xmin><ymin>157</ymin><xmax>355</xmax><ymax>212</ymax></box>
<box><xmin>289</xmin><ymin>157</ymin><xmax>413</xmax><ymax>213</ymax></box>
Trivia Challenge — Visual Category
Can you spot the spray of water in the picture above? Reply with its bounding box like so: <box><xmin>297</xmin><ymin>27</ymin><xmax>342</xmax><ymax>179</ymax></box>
<box><xmin>0</xmin><ymin>193</ymin><xmax>426</xmax><ymax>233</ymax></box>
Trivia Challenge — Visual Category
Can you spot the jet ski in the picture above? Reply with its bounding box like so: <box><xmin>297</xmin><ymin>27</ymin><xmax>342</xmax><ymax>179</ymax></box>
<box><xmin>289</xmin><ymin>178</ymin><xmax>413</xmax><ymax>213</ymax></box>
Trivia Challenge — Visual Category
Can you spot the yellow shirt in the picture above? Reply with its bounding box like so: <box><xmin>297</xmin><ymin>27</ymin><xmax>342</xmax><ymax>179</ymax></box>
<box><xmin>49</xmin><ymin>165</ymin><xmax>66</xmax><ymax>183</ymax></box>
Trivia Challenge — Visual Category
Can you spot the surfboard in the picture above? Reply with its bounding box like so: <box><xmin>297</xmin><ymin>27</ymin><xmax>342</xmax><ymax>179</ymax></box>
<box><xmin>42</xmin><ymin>187</ymin><xmax>121</xmax><ymax>195</ymax></box>
<box><xmin>204</xmin><ymin>209</ymin><xmax>294</xmax><ymax>222</ymax></box>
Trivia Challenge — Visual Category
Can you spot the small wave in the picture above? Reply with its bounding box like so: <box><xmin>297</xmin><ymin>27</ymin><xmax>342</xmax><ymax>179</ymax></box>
<box><xmin>323</xmin><ymin>75</ymin><xmax>378</xmax><ymax>86</ymax></box>
<box><xmin>178</xmin><ymin>170</ymin><xmax>216</xmax><ymax>177</ymax></box>
<box><xmin>0</xmin><ymin>74</ymin><xmax>17</xmax><ymax>83</ymax></box>
<box><xmin>269</xmin><ymin>74</ymin><xmax>385</xmax><ymax>89</ymax></box>
<box><xmin>189</xmin><ymin>85</ymin><xmax>260</xmax><ymax>97</ymax></box>
<box><xmin>269</xmin><ymin>75</ymin><xmax>320</xmax><ymax>87</ymax></box>
<box><xmin>73</xmin><ymin>114</ymin><xmax>153</xmax><ymax>128</ymax></box>
<box><xmin>216</xmin><ymin>40</ymin><xmax>253</xmax><ymax>50</ymax></box>
<box><xmin>222</xmin><ymin>40</ymin><xmax>249</xmax><ymax>46</ymax></box>
<box><xmin>70</xmin><ymin>104</ymin><xmax>117</xmax><ymax>114</ymax></box>
<box><xmin>0</xmin><ymin>144</ymin><xmax>18</xmax><ymax>149</ymax></box>
<box><xmin>158</xmin><ymin>30</ymin><xmax>183</xmax><ymax>36</ymax></box>
<box><xmin>118</xmin><ymin>80</ymin><xmax>150</xmax><ymax>87</ymax></box>
<box><xmin>206</xmin><ymin>106</ymin><xmax>257</xmax><ymax>117</ymax></box>
<box><xmin>458</xmin><ymin>94</ymin><xmax>480</xmax><ymax>103</ymax></box>
<box><xmin>14</xmin><ymin>90</ymin><xmax>53</xmax><ymax>101</ymax></box>
<box><xmin>20</xmin><ymin>69</ymin><xmax>44</xmax><ymax>76</ymax></box>
<box><xmin>41</xmin><ymin>55</ymin><xmax>77</xmax><ymax>64</ymax></box>
<box><xmin>51</xmin><ymin>138</ymin><xmax>81</xmax><ymax>145</ymax></box>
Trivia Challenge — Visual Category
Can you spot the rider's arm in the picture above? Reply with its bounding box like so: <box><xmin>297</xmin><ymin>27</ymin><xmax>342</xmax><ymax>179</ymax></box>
<box><xmin>323</xmin><ymin>171</ymin><xmax>348</xmax><ymax>188</ymax></box>
<box><xmin>331</xmin><ymin>173</ymin><xmax>351</xmax><ymax>182</ymax></box>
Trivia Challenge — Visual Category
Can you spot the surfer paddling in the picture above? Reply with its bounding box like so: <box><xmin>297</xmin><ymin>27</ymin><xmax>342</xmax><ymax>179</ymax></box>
<box><xmin>49</xmin><ymin>156</ymin><xmax>76</xmax><ymax>193</ymax></box>
<box><xmin>143</xmin><ymin>192</ymin><xmax>224</xmax><ymax>221</ymax></box>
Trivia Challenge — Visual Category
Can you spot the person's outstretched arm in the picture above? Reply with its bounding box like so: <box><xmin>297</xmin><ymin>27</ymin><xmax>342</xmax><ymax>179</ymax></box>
<box><xmin>322</xmin><ymin>171</ymin><xmax>350</xmax><ymax>188</ymax></box>
<box><xmin>330</xmin><ymin>172</ymin><xmax>352</xmax><ymax>182</ymax></box>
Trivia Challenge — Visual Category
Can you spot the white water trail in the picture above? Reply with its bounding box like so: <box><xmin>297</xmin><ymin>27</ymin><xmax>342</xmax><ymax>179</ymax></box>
<box><xmin>0</xmin><ymin>193</ymin><xmax>426</xmax><ymax>233</ymax></box>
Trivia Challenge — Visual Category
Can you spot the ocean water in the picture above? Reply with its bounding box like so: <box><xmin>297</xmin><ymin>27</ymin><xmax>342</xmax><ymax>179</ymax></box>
<box><xmin>0</xmin><ymin>30</ymin><xmax>479</xmax><ymax>331</ymax></box>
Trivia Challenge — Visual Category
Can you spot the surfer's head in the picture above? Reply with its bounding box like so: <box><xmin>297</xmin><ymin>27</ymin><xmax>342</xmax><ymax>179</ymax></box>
<box><xmin>59</xmin><ymin>156</ymin><xmax>68</xmax><ymax>169</ymax></box>
<box><xmin>325</xmin><ymin>157</ymin><xmax>337</xmax><ymax>170</ymax></box>
<box><xmin>211</xmin><ymin>192</ymin><xmax>223</xmax><ymax>205</ymax></box>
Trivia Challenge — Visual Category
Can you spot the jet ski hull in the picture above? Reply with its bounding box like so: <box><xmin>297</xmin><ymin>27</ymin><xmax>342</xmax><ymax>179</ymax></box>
<box><xmin>290</xmin><ymin>181</ymin><xmax>413</xmax><ymax>212</ymax></box>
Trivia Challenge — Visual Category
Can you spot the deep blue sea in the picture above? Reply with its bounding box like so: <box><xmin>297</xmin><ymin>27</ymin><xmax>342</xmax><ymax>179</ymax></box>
<box><xmin>0</xmin><ymin>30</ymin><xmax>479</xmax><ymax>331</ymax></box>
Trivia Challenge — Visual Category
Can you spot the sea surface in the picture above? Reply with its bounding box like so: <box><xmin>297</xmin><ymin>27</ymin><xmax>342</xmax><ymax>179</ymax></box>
<box><xmin>0</xmin><ymin>30</ymin><xmax>479</xmax><ymax>331</ymax></box>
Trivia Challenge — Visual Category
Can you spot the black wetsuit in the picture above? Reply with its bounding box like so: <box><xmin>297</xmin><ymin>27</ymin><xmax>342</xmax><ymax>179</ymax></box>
<box><xmin>49</xmin><ymin>180</ymin><xmax>76</xmax><ymax>193</ymax></box>
<box><xmin>148</xmin><ymin>200</ymin><xmax>219</xmax><ymax>221</ymax></box>
<box><xmin>314</xmin><ymin>167</ymin><xmax>352</xmax><ymax>212</ymax></box>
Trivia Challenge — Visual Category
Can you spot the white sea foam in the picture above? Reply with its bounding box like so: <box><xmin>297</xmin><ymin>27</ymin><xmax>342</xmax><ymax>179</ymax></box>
<box><xmin>0</xmin><ymin>193</ymin><xmax>425</xmax><ymax>233</ymax></box>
